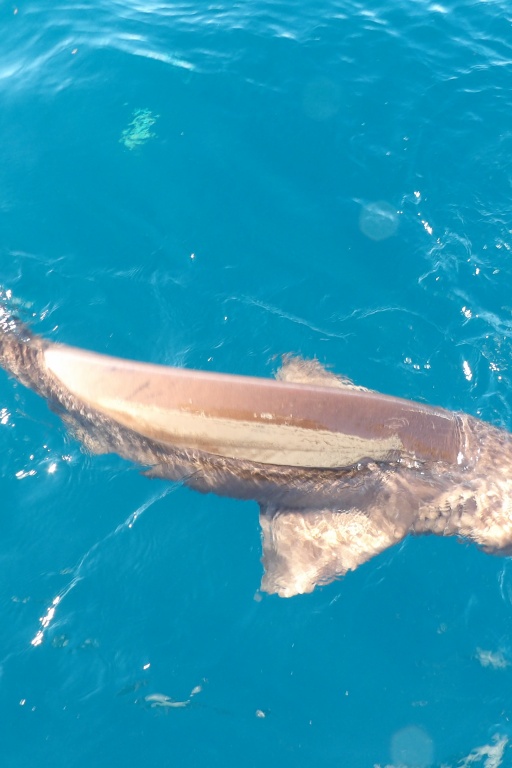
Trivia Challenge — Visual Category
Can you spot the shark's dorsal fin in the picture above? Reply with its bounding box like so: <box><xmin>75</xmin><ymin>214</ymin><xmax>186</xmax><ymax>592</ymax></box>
<box><xmin>259</xmin><ymin>504</ymin><xmax>405</xmax><ymax>597</ymax></box>
<box><xmin>275</xmin><ymin>355</ymin><xmax>370</xmax><ymax>392</ymax></box>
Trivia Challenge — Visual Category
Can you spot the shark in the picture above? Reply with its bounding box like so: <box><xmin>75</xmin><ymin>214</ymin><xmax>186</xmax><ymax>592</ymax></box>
<box><xmin>1</xmin><ymin>306</ymin><xmax>511</xmax><ymax>597</ymax></box>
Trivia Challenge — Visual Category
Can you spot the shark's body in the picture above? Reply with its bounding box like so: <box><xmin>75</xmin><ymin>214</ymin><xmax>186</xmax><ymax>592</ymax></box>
<box><xmin>1</xmin><ymin>308</ymin><xmax>512</xmax><ymax>597</ymax></box>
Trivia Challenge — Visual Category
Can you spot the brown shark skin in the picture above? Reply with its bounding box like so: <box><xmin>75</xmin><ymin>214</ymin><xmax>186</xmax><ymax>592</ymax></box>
<box><xmin>1</xmin><ymin>311</ymin><xmax>512</xmax><ymax>598</ymax></box>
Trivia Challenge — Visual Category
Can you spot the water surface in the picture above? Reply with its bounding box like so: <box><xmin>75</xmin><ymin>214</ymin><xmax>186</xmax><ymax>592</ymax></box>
<box><xmin>1</xmin><ymin>1</ymin><xmax>512</xmax><ymax>765</ymax></box>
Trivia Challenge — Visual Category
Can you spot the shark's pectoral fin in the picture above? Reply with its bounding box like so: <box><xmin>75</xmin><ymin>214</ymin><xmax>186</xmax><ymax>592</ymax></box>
<box><xmin>275</xmin><ymin>355</ymin><xmax>370</xmax><ymax>392</ymax></box>
<box><xmin>259</xmin><ymin>504</ymin><xmax>405</xmax><ymax>597</ymax></box>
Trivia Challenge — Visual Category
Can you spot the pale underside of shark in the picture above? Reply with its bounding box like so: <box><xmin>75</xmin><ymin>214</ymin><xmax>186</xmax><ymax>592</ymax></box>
<box><xmin>1</xmin><ymin>308</ymin><xmax>512</xmax><ymax>597</ymax></box>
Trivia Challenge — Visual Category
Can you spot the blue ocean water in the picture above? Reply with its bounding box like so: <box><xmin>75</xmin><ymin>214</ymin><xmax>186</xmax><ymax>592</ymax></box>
<box><xmin>1</xmin><ymin>0</ymin><xmax>512</xmax><ymax>765</ymax></box>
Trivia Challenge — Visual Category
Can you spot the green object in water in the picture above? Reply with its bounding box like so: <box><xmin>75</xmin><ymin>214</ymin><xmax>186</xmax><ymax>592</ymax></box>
<box><xmin>120</xmin><ymin>108</ymin><xmax>159</xmax><ymax>150</ymax></box>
